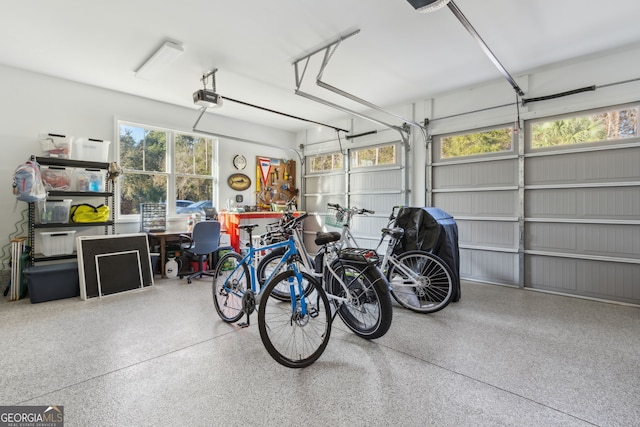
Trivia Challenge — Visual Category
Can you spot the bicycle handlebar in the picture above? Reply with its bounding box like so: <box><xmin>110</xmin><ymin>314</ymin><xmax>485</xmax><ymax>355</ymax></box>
<box><xmin>327</xmin><ymin>203</ymin><xmax>374</xmax><ymax>215</ymax></box>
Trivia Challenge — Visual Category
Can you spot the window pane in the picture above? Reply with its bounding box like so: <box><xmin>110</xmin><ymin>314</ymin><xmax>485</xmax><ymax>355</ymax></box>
<box><xmin>442</xmin><ymin>128</ymin><xmax>513</xmax><ymax>159</ymax></box>
<box><xmin>175</xmin><ymin>134</ymin><xmax>213</xmax><ymax>175</ymax></box>
<box><xmin>119</xmin><ymin>125</ymin><xmax>167</xmax><ymax>172</ymax></box>
<box><xmin>531</xmin><ymin>106</ymin><xmax>638</xmax><ymax>148</ymax></box>
<box><xmin>309</xmin><ymin>153</ymin><xmax>344</xmax><ymax>172</ymax></box>
<box><xmin>176</xmin><ymin>176</ymin><xmax>213</xmax><ymax>207</ymax></box>
<box><xmin>351</xmin><ymin>144</ymin><xmax>396</xmax><ymax>168</ymax></box>
<box><xmin>119</xmin><ymin>174</ymin><xmax>168</xmax><ymax>215</ymax></box>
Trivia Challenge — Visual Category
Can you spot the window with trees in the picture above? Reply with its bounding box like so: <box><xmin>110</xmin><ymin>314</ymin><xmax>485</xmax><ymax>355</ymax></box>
<box><xmin>441</xmin><ymin>126</ymin><xmax>514</xmax><ymax>159</ymax></box>
<box><xmin>529</xmin><ymin>104</ymin><xmax>638</xmax><ymax>149</ymax></box>
<box><xmin>350</xmin><ymin>144</ymin><xmax>397</xmax><ymax>168</ymax></box>
<box><xmin>309</xmin><ymin>152</ymin><xmax>344</xmax><ymax>173</ymax></box>
<box><xmin>118</xmin><ymin>121</ymin><xmax>216</xmax><ymax>217</ymax></box>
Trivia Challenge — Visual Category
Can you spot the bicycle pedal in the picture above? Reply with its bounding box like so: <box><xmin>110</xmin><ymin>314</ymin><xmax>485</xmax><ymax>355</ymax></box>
<box><xmin>309</xmin><ymin>306</ymin><xmax>319</xmax><ymax>318</ymax></box>
<box><xmin>237</xmin><ymin>322</ymin><xmax>250</xmax><ymax>328</ymax></box>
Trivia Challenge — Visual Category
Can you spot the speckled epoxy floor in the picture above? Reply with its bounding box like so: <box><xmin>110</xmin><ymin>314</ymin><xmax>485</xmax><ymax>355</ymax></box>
<box><xmin>1</xmin><ymin>279</ymin><xmax>638</xmax><ymax>426</ymax></box>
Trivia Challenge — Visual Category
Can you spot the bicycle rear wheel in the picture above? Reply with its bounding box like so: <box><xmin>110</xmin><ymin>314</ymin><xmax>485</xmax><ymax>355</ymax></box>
<box><xmin>258</xmin><ymin>270</ymin><xmax>331</xmax><ymax>368</ymax></box>
<box><xmin>328</xmin><ymin>260</ymin><xmax>393</xmax><ymax>340</ymax></box>
<box><xmin>388</xmin><ymin>250</ymin><xmax>453</xmax><ymax>314</ymax></box>
<box><xmin>212</xmin><ymin>252</ymin><xmax>249</xmax><ymax>323</ymax></box>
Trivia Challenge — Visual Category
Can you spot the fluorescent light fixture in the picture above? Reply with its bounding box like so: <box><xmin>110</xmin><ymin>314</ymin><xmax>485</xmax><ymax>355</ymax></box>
<box><xmin>135</xmin><ymin>41</ymin><xmax>184</xmax><ymax>79</ymax></box>
<box><xmin>406</xmin><ymin>0</ymin><xmax>452</xmax><ymax>13</ymax></box>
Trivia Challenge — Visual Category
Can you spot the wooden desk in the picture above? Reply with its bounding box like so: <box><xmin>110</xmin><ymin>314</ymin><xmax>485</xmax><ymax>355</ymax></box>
<box><xmin>147</xmin><ymin>230</ymin><xmax>190</xmax><ymax>278</ymax></box>
<box><xmin>218</xmin><ymin>212</ymin><xmax>300</xmax><ymax>252</ymax></box>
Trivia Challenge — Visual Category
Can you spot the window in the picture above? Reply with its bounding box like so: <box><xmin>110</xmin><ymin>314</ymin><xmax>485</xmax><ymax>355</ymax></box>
<box><xmin>441</xmin><ymin>126</ymin><xmax>513</xmax><ymax>159</ymax></box>
<box><xmin>118</xmin><ymin>121</ymin><xmax>216</xmax><ymax>217</ymax></box>
<box><xmin>309</xmin><ymin>152</ymin><xmax>344</xmax><ymax>173</ymax></box>
<box><xmin>530</xmin><ymin>104</ymin><xmax>638</xmax><ymax>149</ymax></box>
<box><xmin>350</xmin><ymin>144</ymin><xmax>397</xmax><ymax>168</ymax></box>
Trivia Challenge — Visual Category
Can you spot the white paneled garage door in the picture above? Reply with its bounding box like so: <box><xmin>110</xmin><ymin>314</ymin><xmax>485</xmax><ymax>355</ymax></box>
<box><xmin>303</xmin><ymin>141</ymin><xmax>406</xmax><ymax>252</ymax></box>
<box><xmin>432</xmin><ymin>104</ymin><xmax>640</xmax><ymax>305</ymax></box>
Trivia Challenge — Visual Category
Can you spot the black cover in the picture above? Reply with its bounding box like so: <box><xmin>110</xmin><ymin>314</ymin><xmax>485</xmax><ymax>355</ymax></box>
<box><xmin>394</xmin><ymin>207</ymin><xmax>461</xmax><ymax>302</ymax></box>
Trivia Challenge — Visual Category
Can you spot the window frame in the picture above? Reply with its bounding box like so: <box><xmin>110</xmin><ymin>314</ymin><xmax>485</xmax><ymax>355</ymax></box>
<box><xmin>436</xmin><ymin>124</ymin><xmax>516</xmax><ymax>162</ymax></box>
<box><xmin>116</xmin><ymin>120</ymin><xmax>218</xmax><ymax>220</ymax></box>
<box><xmin>525</xmin><ymin>103</ymin><xmax>640</xmax><ymax>153</ymax></box>
<box><xmin>349</xmin><ymin>142</ymin><xmax>400</xmax><ymax>170</ymax></box>
<box><xmin>307</xmin><ymin>151</ymin><xmax>345</xmax><ymax>174</ymax></box>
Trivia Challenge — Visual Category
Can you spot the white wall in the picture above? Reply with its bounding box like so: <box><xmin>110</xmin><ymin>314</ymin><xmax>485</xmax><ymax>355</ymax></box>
<box><xmin>0</xmin><ymin>64</ymin><xmax>296</xmax><ymax>270</ymax></box>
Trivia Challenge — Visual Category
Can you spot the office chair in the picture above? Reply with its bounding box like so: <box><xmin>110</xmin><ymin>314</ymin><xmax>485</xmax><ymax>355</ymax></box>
<box><xmin>179</xmin><ymin>220</ymin><xmax>233</xmax><ymax>284</ymax></box>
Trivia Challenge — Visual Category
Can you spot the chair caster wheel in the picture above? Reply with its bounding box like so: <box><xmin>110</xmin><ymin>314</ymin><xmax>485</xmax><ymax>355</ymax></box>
<box><xmin>187</xmin><ymin>279</ymin><xmax>192</xmax><ymax>284</ymax></box>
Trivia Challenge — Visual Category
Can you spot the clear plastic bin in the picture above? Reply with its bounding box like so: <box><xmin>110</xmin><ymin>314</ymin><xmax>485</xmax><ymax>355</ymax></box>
<box><xmin>41</xmin><ymin>166</ymin><xmax>72</xmax><ymax>191</ymax></box>
<box><xmin>40</xmin><ymin>133</ymin><xmax>72</xmax><ymax>158</ymax></box>
<box><xmin>75</xmin><ymin>168</ymin><xmax>105</xmax><ymax>192</ymax></box>
<box><xmin>37</xmin><ymin>199</ymin><xmax>72</xmax><ymax>224</ymax></box>
<box><xmin>39</xmin><ymin>230</ymin><xmax>76</xmax><ymax>256</ymax></box>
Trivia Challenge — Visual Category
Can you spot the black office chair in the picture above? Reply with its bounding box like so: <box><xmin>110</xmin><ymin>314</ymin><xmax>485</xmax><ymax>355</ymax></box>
<box><xmin>179</xmin><ymin>220</ymin><xmax>232</xmax><ymax>284</ymax></box>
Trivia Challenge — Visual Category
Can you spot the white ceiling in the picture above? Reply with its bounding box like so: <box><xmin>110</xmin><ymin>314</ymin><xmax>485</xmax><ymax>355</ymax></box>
<box><xmin>2</xmin><ymin>0</ymin><xmax>640</xmax><ymax>132</ymax></box>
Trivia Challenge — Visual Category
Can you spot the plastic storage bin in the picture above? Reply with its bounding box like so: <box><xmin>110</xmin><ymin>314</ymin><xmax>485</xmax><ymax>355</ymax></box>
<box><xmin>75</xmin><ymin>168</ymin><xmax>105</xmax><ymax>192</ymax></box>
<box><xmin>39</xmin><ymin>230</ymin><xmax>76</xmax><ymax>256</ymax></box>
<box><xmin>40</xmin><ymin>133</ymin><xmax>72</xmax><ymax>158</ymax></box>
<box><xmin>24</xmin><ymin>262</ymin><xmax>79</xmax><ymax>303</ymax></box>
<box><xmin>36</xmin><ymin>199</ymin><xmax>72</xmax><ymax>224</ymax></box>
<box><xmin>41</xmin><ymin>166</ymin><xmax>73</xmax><ymax>191</ymax></box>
<box><xmin>72</xmin><ymin>138</ymin><xmax>110</xmax><ymax>162</ymax></box>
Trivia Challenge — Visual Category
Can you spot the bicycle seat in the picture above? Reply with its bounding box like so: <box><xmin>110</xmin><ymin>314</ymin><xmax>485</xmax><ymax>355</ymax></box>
<box><xmin>238</xmin><ymin>224</ymin><xmax>260</xmax><ymax>233</ymax></box>
<box><xmin>315</xmin><ymin>231</ymin><xmax>341</xmax><ymax>245</ymax></box>
<box><xmin>382</xmin><ymin>227</ymin><xmax>405</xmax><ymax>240</ymax></box>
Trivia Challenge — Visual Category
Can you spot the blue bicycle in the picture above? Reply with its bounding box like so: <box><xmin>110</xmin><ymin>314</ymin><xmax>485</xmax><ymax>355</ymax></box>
<box><xmin>212</xmin><ymin>214</ymin><xmax>332</xmax><ymax>368</ymax></box>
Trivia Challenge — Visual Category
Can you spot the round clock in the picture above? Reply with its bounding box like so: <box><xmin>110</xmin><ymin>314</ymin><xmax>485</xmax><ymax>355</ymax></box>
<box><xmin>227</xmin><ymin>173</ymin><xmax>251</xmax><ymax>191</ymax></box>
<box><xmin>233</xmin><ymin>154</ymin><xmax>247</xmax><ymax>170</ymax></box>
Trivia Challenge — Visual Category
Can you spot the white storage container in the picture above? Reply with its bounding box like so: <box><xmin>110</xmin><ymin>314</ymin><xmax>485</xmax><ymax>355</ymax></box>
<box><xmin>40</xmin><ymin>133</ymin><xmax>72</xmax><ymax>158</ymax></box>
<box><xmin>39</xmin><ymin>230</ymin><xmax>76</xmax><ymax>256</ymax></box>
<box><xmin>71</xmin><ymin>138</ymin><xmax>110</xmax><ymax>162</ymax></box>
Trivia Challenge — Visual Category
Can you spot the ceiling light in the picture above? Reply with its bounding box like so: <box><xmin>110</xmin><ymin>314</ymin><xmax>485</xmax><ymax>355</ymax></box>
<box><xmin>406</xmin><ymin>0</ymin><xmax>452</xmax><ymax>13</ymax></box>
<box><xmin>135</xmin><ymin>41</ymin><xmax>184</xmax><ymax>79</ymax></box>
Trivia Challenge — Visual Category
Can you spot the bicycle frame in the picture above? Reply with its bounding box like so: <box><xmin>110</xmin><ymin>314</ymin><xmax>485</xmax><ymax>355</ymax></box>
<box><xmin>218</xmin><ymin>232</ymin><xmax>312</xmax><ymax>325</ymax></box>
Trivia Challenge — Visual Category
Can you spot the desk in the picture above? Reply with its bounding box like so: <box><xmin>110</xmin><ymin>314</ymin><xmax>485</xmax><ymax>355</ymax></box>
<box><xmin>147</xmin><ymin>230</ymin><xmax>190</xmax><ymax>278</ymax></box>
<box><xmin>218</xmin><ymin>212</ymin><xmax>301</xmax><ymax>252</ymax></box>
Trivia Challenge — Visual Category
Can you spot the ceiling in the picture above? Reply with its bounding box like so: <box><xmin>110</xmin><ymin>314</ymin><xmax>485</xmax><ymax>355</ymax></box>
<box><xmin>3</xmin><ymin>0</ymin><xmax>640</xmax><ymax>133</ymax></box>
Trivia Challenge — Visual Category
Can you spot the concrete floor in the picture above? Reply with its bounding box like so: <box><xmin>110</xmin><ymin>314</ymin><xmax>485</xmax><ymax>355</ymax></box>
<box><xmin>1</xmin><ymin>278</ymin><xmax>639</xmax><ymax>426</ymax></box>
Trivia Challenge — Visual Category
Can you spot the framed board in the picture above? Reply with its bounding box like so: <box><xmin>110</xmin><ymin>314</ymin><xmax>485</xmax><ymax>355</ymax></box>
<box><xmin>77</xmin><ymin>233</ymin><xmax>154</xmax><ymax>299</ymax></box>
<box><xmin>256</xmin><ymin>157</ymin><xmax>296</xmax><ymax>210</ymax></box>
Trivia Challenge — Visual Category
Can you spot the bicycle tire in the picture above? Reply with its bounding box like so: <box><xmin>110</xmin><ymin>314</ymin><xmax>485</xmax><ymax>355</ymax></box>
<box><xmin>387</xmin><ymin>250</ymin><xmax>453</xmax><ymax>314</ymax></box>
<box><xmin>212</xmin><ymin>251</ymin><xmax>249</xmax><ymax>323</ymax></box>
<box><xmin>328</xmin><ymin>260</ymin><xmax>393</xmax><ymax>339</ymax></box>
<box><xmin>256</xmin><ymin>247</ymin><xmax>314</xmax><ymax>301</ymax></box>
<box><xmin>258</xmin><ymin>270</ymin><xmax>331</xmax><ymax>368</ymax></box>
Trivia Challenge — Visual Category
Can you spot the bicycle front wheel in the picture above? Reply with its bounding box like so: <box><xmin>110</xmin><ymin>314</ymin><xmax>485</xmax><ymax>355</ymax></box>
<box><xmin>388</xmin><ymin>250</ymin><xmax>453</xmax><ymax>314</ymax></box>
<box><xmin>258</xmin><ymin>270</ymin><xmax>331</xmax><ymax>368</ymax></box>
<box><xmin>328</xmin><ymin>260</ymin><xmax>393</xmax><ymax>340</ymax></box>
<box><xmin>212</xmin><ymin>252</ymin><xmax>249</xmax><ymax>323</ymax></box>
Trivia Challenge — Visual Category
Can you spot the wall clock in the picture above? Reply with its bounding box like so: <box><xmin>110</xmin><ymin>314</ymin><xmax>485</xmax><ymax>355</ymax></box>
<box><xmin>233</xmin><ymin>154</ymin><xmax>247</xmax><ymax>170</ymax></box>
<box><xmin>227</xmin><ymin>173</ymin><xmax>251</xmax><ymax>191</ymax></box>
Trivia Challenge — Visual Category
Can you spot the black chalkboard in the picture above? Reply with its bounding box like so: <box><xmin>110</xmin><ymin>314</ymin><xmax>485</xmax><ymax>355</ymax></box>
<box><xmin>77</xmin><ymin>233</ymin><xmax>153</xmax><ymax>299</ymax></box>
